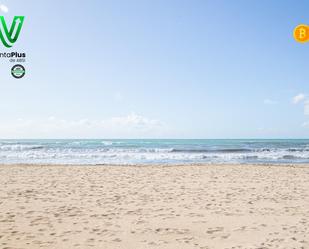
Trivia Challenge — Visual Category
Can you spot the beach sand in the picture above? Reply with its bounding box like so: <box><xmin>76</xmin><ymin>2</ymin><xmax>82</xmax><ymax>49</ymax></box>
<box><xmin>0</xmin><ymin>164</ymin><xmax>309</xmax><ymax>249</ymax></box>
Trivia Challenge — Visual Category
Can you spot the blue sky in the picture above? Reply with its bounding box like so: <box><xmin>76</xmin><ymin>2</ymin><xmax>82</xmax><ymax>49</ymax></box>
<box><xmin>0</xmin><ymin>0</ymin><xmax>308</xmax><ymax>138</ymax></box>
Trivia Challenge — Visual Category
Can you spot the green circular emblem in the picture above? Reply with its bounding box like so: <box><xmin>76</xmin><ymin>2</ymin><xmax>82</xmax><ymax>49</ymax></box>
<box><xmin>11</xmin><ymin>64</ymin><xmax>25</xmax><ymax>79</ymax></box>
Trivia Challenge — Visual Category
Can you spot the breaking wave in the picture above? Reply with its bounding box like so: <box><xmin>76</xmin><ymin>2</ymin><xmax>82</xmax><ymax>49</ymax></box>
<box><xmin>1</xmin><ymin>139</ymin><xmax>309</xmax><ymax>164</ymax></box>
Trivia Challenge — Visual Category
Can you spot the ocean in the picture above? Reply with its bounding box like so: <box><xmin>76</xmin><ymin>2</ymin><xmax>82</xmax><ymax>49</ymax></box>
<box><xmin>1</xmin><ymin>139</ymin><xmax>309</xmax><ymax>165</ymax></box>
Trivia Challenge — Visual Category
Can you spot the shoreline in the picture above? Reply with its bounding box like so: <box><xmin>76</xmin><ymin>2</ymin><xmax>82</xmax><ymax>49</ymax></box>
<box><xmin>1</xmin><ymin>163</ymin><xmax>309</xmax><ymax>248</ymax></box>
<box><xmin>1</xmin><ymin>162</ymin><xmax>309</xmax><ymax>167</ymax></box>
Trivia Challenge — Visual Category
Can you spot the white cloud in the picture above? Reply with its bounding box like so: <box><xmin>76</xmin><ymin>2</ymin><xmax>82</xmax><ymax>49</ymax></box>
<box><xmin>107</xmin><ymin>113</ymin><xmax>161</xmax><ymax>127</ymax></box>
<box><xmin>292</xmin><ymin>93</ymin><xmax>305</xmax><ymax>104</ymax></box>
<box><xmin>263</xmin><ymin>99</ymin><xmax>277</xmax><ymax>105</ymax></box>
<box><xmin>0</xmin><ymin>4</ymin><xmax>8</xmax><ymax>13</ymax></box>
<box><xmin>0</xmin><ymin>113</ymin><xmax>167</xmax><ymax>138</ymax></box>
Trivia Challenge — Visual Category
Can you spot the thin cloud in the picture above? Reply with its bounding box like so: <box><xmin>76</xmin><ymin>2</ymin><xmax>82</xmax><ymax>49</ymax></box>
<box><xmin>302</xmin><ymin>121</ymin><xmax>309</xmax><ymax>127</ymax></box>
<box><xmin>304</xmin><ymin>101</ymin><xmax>309</xmax><ymax>116</ymax></box>
<box><xmin>292</xmin><ymin>93</ymin><xmax>305</xmax><ymax>104</ymax></box>
<box><xmin>0</xmin><ymin>4</ymin><xmax>8</xmax><ymax>13</ymax></box>
<box><xmin>263</xmin><ymin>99</ymin><xmax>278</xmax><ymax>105</ymax></box>
<box><xmin>113</xmin><ymin>92</ymin><xmax>123</xmax><ymax>102</ymax></box>
<box><xmin>0</xmin><ymin>113</ymin><xmax>167</xmax><ymax>138</ymax></box>
<box><xmin>291</xmin><ymin>93</ymin><xmax>309</xmax><ymax>118</ymax></box>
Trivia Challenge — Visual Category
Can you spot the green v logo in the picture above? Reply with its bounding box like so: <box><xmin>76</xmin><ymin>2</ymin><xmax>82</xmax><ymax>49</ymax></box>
<box><xmin>0</xmin><ymin>16</ymin><xmax>25</xmax><ymax>48</ymax></box>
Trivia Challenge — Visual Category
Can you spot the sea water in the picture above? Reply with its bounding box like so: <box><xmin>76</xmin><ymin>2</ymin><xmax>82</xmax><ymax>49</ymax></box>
<box><xmin>1</xmin><ymin>139</ymin><xmax>309</xmax><ymax>164</ymax></box>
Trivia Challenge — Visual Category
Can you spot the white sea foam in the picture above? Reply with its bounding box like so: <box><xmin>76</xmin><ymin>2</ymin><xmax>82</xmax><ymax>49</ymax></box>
<box><xmin>0</xmin><ymin>144</ymin><xmax>44</xmax><ymax>151</ymax></box>
<box><xmin>1</xmin><ymin>140</ymin><xmax>309</xmax><ymax>164</ymax></box>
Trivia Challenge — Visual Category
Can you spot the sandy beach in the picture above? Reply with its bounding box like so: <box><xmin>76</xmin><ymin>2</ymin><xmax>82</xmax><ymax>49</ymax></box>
<box><xmin>0</xmin><ymin>164</ymin><xmax>309</xmax><ymax>249</ymax></box>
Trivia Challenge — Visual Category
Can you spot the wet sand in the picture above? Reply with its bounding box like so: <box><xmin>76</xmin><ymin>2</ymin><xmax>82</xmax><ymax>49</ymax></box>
<box><xmin>0</xmin><ymin>164</ymin><xmax>309</xmax><ymax>249</ymax></box>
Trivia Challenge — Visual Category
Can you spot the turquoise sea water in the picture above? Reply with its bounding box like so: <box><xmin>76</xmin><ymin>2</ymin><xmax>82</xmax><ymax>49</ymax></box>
<box><xmin>1</xmin><ymin>139</ymin><xmax>309</xmax><ymax>164</ymax></box>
